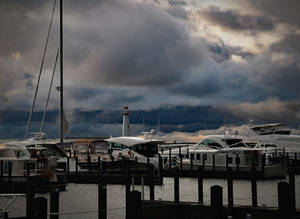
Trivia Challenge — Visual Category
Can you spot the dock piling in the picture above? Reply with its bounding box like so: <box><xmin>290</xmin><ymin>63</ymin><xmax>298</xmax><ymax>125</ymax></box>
<box><xmin>210</xmin><ymin>185</ymin><xmax>223</xmax><ymax>219</ymax></box>
<box><xmin>50</xmin><ymin>187</ymin><xmax>60</xmax><ymax>219</ymax></box>
<box><xmin>179</xmin><ymin>147</ymin><xmax>183</xmax><ymax>171</ymax></box>
<box><xmin>198</xmin><ymin>166</ymin><xmax>203</xmax><ymax>204</ymax></box>
<box><xmin>169</xmin><ymin>148</ymin><xmax>172</xmax><ymax>169</ymax></box>
<box><xmin>227</xmin><ymin>167</ymin><xmax>233</xmax><ymax>215</ymax></box>
<box><xmin>0</xmin><ymin>160</ymin><xmax>3</xmax><ymax>182</ymax></box>
<box><xmin>235</xmin><ymin>154</ymin><xmax>240</xmax><ymax>171</ymax></box>
<box><xmin>26</xmin><ymin>183</ymin><xmax>35</xmax><ymax>218</ymax></box>
<box><xmin>126</xmin><ymin>191</ymin><xmax>142</xmax><ymax>219</ymax></box>
<box><xmin>212</xmin><ymin>154</ymin><xmax>215</xmax><ymax>171</ymax></box>
<box><xmin>288</xmin><ymin>167</ymin><xmax>296</xmax><ymax>215</ymax></box>
<box><xmin>141</xmin><ymin>176</ymin><xmax>144</xmax><ymax>200</ymax></box>
<box><xmin>98</xmin><ymin>183</ymin><xmax>107</xmax><ymax>219</ymax></box>
<box><xmin>278</xmin><ymin>181</ymin><xmax>291</xmax><ymax>219</ymax></box>
<box><xmin>75</xmin><ymin>157</ymin><xmax>78</xmax><ymax>174</ymax></box>
<box><xmin>174</xmin><ymin>167</ymin><xmax>179</xmax><ymax>203</ymax></box>
<box><xmin>33</xmin><ymin>197</ymin><xmax>47</xmax><ymax>219</ymax></box>
<box><xmin>149</xmin><ymin>166</ymin><xmax>155</xmax><ymax>201</ymax></box>
<box><xmin>251</xmin><ymin>167</ymin><xmax>257</xmax><ymax>207</ymax></box>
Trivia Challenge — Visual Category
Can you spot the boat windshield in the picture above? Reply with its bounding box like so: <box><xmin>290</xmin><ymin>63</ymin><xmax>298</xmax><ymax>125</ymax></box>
<box><xmin>198</xmin><ymin>139</ymin><xmax>223</xmax><ymax>149</ymax></box>
<box><xmin>131</xmin><ymin>143</ymin><xmax>158</xmax><ymax>157</ymax></box>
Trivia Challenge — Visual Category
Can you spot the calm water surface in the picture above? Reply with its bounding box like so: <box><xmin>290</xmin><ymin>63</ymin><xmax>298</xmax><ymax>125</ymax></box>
<box><xmin>1</xmin><ymin>176</ymin><xmax>299</xmax><ymax>218</ymax></box>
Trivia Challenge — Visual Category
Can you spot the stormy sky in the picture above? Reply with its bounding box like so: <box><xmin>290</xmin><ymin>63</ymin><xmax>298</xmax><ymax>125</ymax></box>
<box><xmin>0</xmin><ymin>0</ymin><xmax>300</xmax><ymax>121</ymax></box>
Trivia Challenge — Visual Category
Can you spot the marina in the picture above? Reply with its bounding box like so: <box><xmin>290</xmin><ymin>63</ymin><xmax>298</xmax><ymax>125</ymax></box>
<box><xmin>1</xmin><ymin>0</ymin><xmax>300</xmax><ymax>218</ymax></box>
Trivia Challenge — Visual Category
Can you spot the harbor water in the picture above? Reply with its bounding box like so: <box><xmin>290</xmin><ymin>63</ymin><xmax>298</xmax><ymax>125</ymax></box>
<box><xmin>2</xmin><ymin>176</ymin><xmax>300</xmax><ymax>218</ymax></box>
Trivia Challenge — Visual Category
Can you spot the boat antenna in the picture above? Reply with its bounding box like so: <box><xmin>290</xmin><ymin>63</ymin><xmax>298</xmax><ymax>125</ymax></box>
<box><xmin>24</xmin><ymin>0</ymin><xmax>57</xmax><ymax>139</ymax></box>
<box><xmin>40</xmin><ymin>48</ymin><xmax>59</xmax><ymax>134</ymax></box>
<box><xmin>59</xmin><ymin>0</ymin><xmax>64</xmax><ymax>144</ymax></box>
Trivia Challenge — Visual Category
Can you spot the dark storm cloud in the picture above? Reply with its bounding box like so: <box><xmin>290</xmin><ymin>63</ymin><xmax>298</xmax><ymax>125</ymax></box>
<box><xmin>245</xmin><ymin>0</ymin><xmax>300</xmax><ymax>27</ymax></box>
<box><xmin>200</xmin><ymin>6</ymin><xmax>274</xmax><ymax>32</ymax></box>
<box><xmin>1</xmin><ymin>0</ymin><xmax>299</xmax><ymax>112</ymax></box>
<box><xmin>62</xmin><ymin>0</ymin><xmax>207</xmax><ymax>87</ymax></box>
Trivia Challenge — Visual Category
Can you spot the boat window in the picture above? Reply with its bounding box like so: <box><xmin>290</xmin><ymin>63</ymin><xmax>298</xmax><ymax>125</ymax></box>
<box><xmin>200</xmin><ymin>139</ymin><xmax>223</xmax><ymax>149</ymax></box>
<box><xmin>229</xmin><ymin>142</ymin><xmax>247</xmax><ymax>148</ymax></box>
<box><xmin>196</xmin><ymin>153</ymin><xmax>201</xmax><ymax>160</ymax></box>
<box><xmin>222</xmin><ymin>139</ymin><xmax>242</xmax><ymax>146</ymax></box>
<box><xmin>131</xmin><ymin>143</ymin><xmax>158</xmax><ymax>157</ymax></box>
<box><xmin>111</xmin><ymin>143</ymin><xmax>127</xmax><ymax>150</ymax></box>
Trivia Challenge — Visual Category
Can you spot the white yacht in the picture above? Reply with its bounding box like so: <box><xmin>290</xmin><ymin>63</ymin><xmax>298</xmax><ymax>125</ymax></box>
<box><xmin>246</xmin><ymin>123</ymin><xmax>300</xmax><ymax>153</ymax></box>
<box><xmin>177</xmin><ymin>135</ymin><xmax>284</xmax><ymax>172</ymax></box>
<box><xmin>0</xmin><ymin>144</ymin><xmax>38</xmax><ymax>176</ymax></box>
<box><xmin>106</xmin><ymin>136</ymin><xmax>164</xmax><ymax>167</ymax></box>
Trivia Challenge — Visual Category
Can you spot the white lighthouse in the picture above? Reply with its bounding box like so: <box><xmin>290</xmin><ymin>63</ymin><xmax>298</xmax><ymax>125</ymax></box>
<box><xmin>122</xmin><ymin>106</ymin><xmax>130</xmax><ymax>136</ymax></box>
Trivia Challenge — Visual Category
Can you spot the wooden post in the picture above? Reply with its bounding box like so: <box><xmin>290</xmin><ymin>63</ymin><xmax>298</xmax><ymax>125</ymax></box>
<box><xmin>251</xmin><ymin>167</ymin><xmax>257</xmax><ymax>207</ymax></box>
<box><xmin>210</xmin><ymin>185</ymin><xmax>223</xmax><ymax>219</ymax></box>
<box><xmin>26</xmin><ymin>160</ymin><xmax>30</xmax><ymax>181</ymax></box>
<box><xmin>278</xmin><ymin>182</ymin><xmax>291</xmax><ymax>219</ymax></box>
<box><xmin>98</xmin><ymin>183</ymin><xmax>107</xmax><ymax>219</ymax></box>
<box><xmin>186</xmin><ymin>148</ymin><xmax>189</xmax><ymax>157</ymax></box>
<box><xmin>50</xmin><ymin>188</ymin><xmax>60</xmax><ymax>219</ymax></box>
<box><xmin>75</xmin><ymin>157</ymin><xmax>78</xmax><ymax>174</ymax></box>
<box><xmin>198</xmin><ymin>166</ymin><xmax>203</xmax><ymax>204</ymax></box>
<box><xmin>169</xmin><ymin>148</ymin><xmax>172</xmax><ymax>169</ymax></box>
<box><xmin>212</xmin><ymin>154</ymin><xmax>215</xmax><ymax>171</ymax></box>
<box><xmin>158</xmin><ymin>154</ymin><xmax>162</xmax><ymax>177</ymax></box>
<box><xmin>190</xmin><ymin>154</ymin><xmax>193</xmax><ymax>171</ymax></box>
<box><xmin>294</xmin><ymin>152</ymin><xmax>297</xmax><ymax>163</ymax></box>
<box><xmin>235</xmin><ymin>154</ymin><xmax>240</xmax><ymax>171</ymax></box>
<box><xmin>126</xmin><ymin>191</ymin><xmax>142</xmax><ymax>219</ymax></box>
<box><xmin>88</xmin><ymin>151</ymin><xmax>91</xmax><ymax>173</ymax></box>
<box><xmin>174</xmin><ymin>167</ymin><xmax>179</xmax><ymax>203</ymax></box>
<box><xmin>67</xmin><ymin>156</ymin><xmax>70</xmax><ymax>173</ymax></box>
<box><xmin>8</xmin><ymin>161</ymin><xmax>12</xmax><ymax>189</ymax></box>
<box><xmin>227</xmin><ymin>167</ymin><xmax>233</xmax><ymax>215</ymax></box>
<box><xmin>202</xmin><ymin>154</ymin><xmax>206</xmax><ymax>171</ymax></box>
<box><xmin>288</xmin><ymin>168</ymin><xmax>296</xmax><ymax>215</ymax></box>
<box><xmin>141</xmin><ymin>176</ymin><xmax>144</xmax><ymax>201</ymax></box>
<box><xmin>98</xmin><ymin>157</ymin><xmax>101</xmax><ymax>176</ymax></box>
<box><xmin>226</xmin><ymin>154</ymin><xmax>229</xmax><ymax>170</ymax></box>
<box><xmin>33</xmin><ymin>197</ymin><xmax>47</xmax><ymax>219</ymax></box>
<box><xmin>26</xmin><ymin>183</ymin><xmax>35</xmax><ymax>218</ymax></box>
<box><xmin>179</xmin><ymin>147</ymin><xmax>183</xmax><ymax>171</ymax></box>
<box><xmin>149</xmin><ymin>166</ymin><xmax>155</xmax><ymax>201</ymax></box>
<box><xmin>261</xmin><ymin>154</ymin><xmax>265</xmax><ymax>173</ymax></box>
<box><xmin>0</xmin><ymin>160</ymin><xmax>3</xmax><ymax>182</ymax></box>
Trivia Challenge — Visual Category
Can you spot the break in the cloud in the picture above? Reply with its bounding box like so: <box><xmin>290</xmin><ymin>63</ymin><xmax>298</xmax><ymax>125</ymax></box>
<box><xmin>200</xmin><ymin>6</ymin><xmax>274</xmax><ymax>32</ymax></box>
<box><xmin>0</xmin><ymin>0</ymin><xmax>299</xmax><ymax>121</ymax></box>
<box><xmin>219</xmin><ymin>98</ymin><xmax>300</xmax><ymax>123</ymax></box>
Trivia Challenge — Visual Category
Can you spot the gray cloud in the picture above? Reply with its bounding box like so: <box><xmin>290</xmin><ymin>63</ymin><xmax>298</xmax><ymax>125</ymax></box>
<box><xmin>245</xmin><ymin>0</ymin><xmax>300</xmax><ymax>27</ymax></box>
<box><xmin>0</xmin><ymin>0</ymin><xmax>299</xmax><ymax>113</ymax></box>
<box><xmin>219</xmin><ymin>98</ymin><xmax>300</xmax><ymax>123</ymax></box>
<box><xmin>200</xmin><ymin>6</ymin><xmax>274</xmax><ymax>32</ymax></box>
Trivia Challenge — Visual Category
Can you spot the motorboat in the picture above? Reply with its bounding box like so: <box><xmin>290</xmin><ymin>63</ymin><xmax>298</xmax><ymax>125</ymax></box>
<box><xmin>106</xmin><ymin>136</ymin><xmax>164</xmax><ymax>168</ymax></box>
<box><xmin>0</xmin><ymin>144</ymin><xmax>38</xmax><ymax>176</ymax></box>
<box><xmin>71</xmin><ymin>139</ymin><xmax>111</xmax><ymax>169</ymax></box>
<box><xmin>177</xmin><ymin>135</ymin><xmax>285</xmax><ymax>174</ymax></box>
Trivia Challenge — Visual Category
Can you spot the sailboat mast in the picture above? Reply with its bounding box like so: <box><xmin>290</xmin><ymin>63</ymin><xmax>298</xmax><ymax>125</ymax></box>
<box><xmin>60</xmin><ymin>0</ymin><xmax>64</xmax><ymax>144</ymax></box>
